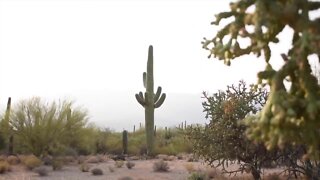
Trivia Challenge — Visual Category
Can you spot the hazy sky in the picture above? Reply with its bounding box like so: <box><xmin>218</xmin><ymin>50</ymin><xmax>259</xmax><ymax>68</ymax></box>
<box><xmin>0</xmin><ymin>0</ymin><xmax>291</xmax><ymax>131</ymax></box>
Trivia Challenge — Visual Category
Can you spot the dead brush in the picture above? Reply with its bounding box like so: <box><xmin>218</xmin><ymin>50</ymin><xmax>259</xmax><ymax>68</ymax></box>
<box><xmin>184</xmin><ymin>162</ymin><xmax>195</xmax><ymax>173</ymax></box>
<box><xmin>153</xmin><ymin>160</ymin><xmax>169</xmax><ymax>172</ymax></box>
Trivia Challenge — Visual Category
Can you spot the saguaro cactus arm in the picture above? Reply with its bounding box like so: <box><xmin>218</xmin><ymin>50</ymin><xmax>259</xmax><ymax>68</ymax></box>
<box><xmin>154</xmin><ymin>93</ymin><xmax>166</xmax><ymax>108</ymax></box>
<box><xmin>154</xmin><ymin>86</ymin><xmax>162</xmax><ymax>102</ymax></box>
<box><xmin>135</xmin><ymin>93</ymin><xmax>145</xmax><ymax>107</ymax></box>
<box><xmin>143</xmin><ymin>72</ymin><xmax>147</xmax><ymax>88</ymax></box>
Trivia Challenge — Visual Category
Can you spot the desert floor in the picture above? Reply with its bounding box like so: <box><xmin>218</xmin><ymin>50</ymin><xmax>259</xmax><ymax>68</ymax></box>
<box><xmin>0</xmin><ymin>158</ymin><xmax>289</xmax><ymax>180</ymax></box>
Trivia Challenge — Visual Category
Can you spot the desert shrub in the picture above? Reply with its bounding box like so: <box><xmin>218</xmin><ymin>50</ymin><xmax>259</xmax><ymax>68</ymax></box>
<box><xmin>188</xmin><ymin>172</ymin><xmax>207</xmax><ymax>180</ymax></box>
<box><xmin>42</xmin><ymin>156</ymin><xmax>53</xmax><ymax>165</ymax></box>
<box><xmin>126</xmin><ymin>161</ymin><xmax>135</xmax><ymax>169</ymax></box>
<box><xmin>186</xmin><ymin>82</ymin><xmax>279</xmax><ymax>180</ymax></box>
<box><xmin>0</xmin><ymin>155</ymin><xmax>6</xmax><ymax>161</ymax></box>
<box><xmin>52</xmin><ymin>158</ymin><xmax>63</xmax><ymax>170</ymax></box>
<box><xmin>108</xmin><ymin>166</ymin><xmax>115</xmax><ymax>172</ymax></box>
<box><xmin>153</xmin><ymin>160</ymin><xmax>169</xmax><ymax>172</ymax></box>
<box><xmin>96</xmin><ymin>154</ymin><xmax>108</xmax><ymax>162</ymax></box>
<box><xmin>0</xmin><ymin>161</ymin><xmax>10</xmax><ymax>174</ymax></box>
<box><xmin>34</xmin><ymin>166</ymin><xmax>48</xmax><ymax>176</ymax></box>
<box><xmin>85</xmin><ymin>156</ymin><xmax>99</xmax><ymax>163</ymax></box>
<box><xmin>80</xmin><ymin>163</ymin><xmax>90</xmax><ymax>172</ymax></box>
<box><xmin>155</xmin><ymin>144</ymin><xmax>177</xmax><ymax>155</ymax></box>
<box><xmin>188</xmin><ymin>171</ymin><xmax>209</xmax><ymax>180</ymax></box>
<box><xmin>23</xmin><ymin>155</ymin><xmax>41</xmax><ymax>170</ymax></box>
<box><xmin>63</xmin><ymin>147</ymin><xmax>78</xmax><ymax>157</ymax></box>
<box><xmin>118</xmin><ymin>176</ymin><xmax>134</xmax><ymax>180</ymax></box>
<box><xmin>264</xmin><ymin>173</ymin><xmax>285</xmax><ymax>180</ymax></box>
<box><xmin>105</xmin><ymin>132</ymin><xmax>123</xmax><ymax>155</ymax></box>
<box><xmin>77</xmin><ymin>155</ymin><xmax>86</xmax><ymax>164</ymax></box>
<box><xmin>115</xmin><ymin>160</ymin><xmax>124</xmax><ymax>168</ymax></box>
<box><xmin>91</xmin><ymin>168</ymin><xmax>103</xmax><ymax>175</ymax></box>
<box><xmin>62</xmin><ymin>156</ymin><xmax>76</xmax><ymax>164</ymax></box>
<box><xmin>7</xmin><ymin>155</ymin><xmax>19</xmax><ymax>165</ymax></box>
<box><xmin>184</xmin><ymin>163</ymin><xmax>195</xmax><ymax>173</ymax></box>
<box><xmin>10</xmin><ymin>97</ymin><xmax>92</xmax><ymax>156</ymax></box>
<box><xmin>206</xmin><ymin>168</ymin><xmax>225</xmax><ymax>179</ymax></box>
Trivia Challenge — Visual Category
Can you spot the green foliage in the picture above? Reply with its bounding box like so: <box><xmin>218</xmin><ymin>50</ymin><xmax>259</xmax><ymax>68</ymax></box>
<box><xmin>188</xmin><ymin>171</ymin><xmax>209</xmax><ymax>180</ymax></box>
<box><xmin>9</xmin><ymin>97</ymin><xmax>91</xmax><ymax>156</ymax></box>
<box><xmin>135</xmin><ymin>45</ymin><xmax>166</xmax><ymax>156</ymax></box>
<box><xmin>105</xmin><ymin>132</ymin><xmax>123</xmax><ymax>155</ymax></box>
<box><xmin>125</xmin><ymin>128</ymin><xmax>191</xmax><ymax>156</ymax></box>
<box><xmin>202</xmin><ymin>0</ymin><xmax>320</xmax><ymax>158</ymax></box>
<box><xmin>187</xmin><ymin>81</ymin><xmax>274</xmax><ymax>179</ymax></box>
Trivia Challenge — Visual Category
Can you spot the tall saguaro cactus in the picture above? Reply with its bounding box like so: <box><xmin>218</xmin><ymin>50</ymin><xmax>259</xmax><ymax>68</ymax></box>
<box><xmin>135</xmin><ymin>45</ymin><xmax>166</xmax><ymax>156</ymax></box>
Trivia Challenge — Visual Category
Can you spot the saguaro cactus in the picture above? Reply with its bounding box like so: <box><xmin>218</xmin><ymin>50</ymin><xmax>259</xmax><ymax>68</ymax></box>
<box><xmin>122</xmin><ymin>130</ymin><xmax>128</xmax><ymax>155</ymax></box>
<box><xmin>3</xmin><ymin>97</ymin><xmax>13</xmax><ymax>154</ymax></box>
<box><xmin>135</xmin><ymin>45</ymin><xmax>166</xmax><ymax>156</ymax></box>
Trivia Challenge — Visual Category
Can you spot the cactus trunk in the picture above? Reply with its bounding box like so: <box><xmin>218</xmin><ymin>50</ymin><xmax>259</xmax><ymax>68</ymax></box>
<box><xmin>122</xmin><ymin>130</ymin><xmax>128</xmax><ymax>155</ymax></box>
<box><xmin>3</xmin><ymin>97</ymin><xmax>13</xmax><ymax>155</ymax></box>
<box><xmin>135</xmin><ymin>45</ymin><xmax>166</xmax><ymax>156</ymax></box>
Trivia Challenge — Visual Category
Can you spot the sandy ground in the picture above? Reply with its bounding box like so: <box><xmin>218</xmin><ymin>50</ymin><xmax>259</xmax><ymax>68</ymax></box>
<box><xmin>0</xmin><ymin>158</ymin><xmax>287</xmax><ymax>180</ymax></box>
<box><xmin>1</xmin><ymin>159</ymin><xmax>208</xmax><ymax>180</ymax></box>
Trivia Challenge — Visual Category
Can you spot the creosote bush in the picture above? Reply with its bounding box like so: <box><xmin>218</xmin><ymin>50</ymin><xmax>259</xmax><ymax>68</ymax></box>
<box><xmin>153</xmin><ymin>160</ymin><xmax>169</xmax><ymax>172</ymax></box>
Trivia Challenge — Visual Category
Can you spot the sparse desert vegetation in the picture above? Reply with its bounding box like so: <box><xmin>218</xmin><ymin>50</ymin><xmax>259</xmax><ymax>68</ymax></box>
<box><xmin>1</xmin><ymin>0</ymin><xmax>320</xmax><ymax>179</ymax></box>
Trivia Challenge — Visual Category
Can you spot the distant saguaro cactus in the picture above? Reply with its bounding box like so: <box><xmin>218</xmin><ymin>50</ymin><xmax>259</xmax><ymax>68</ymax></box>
<box><xmin>122</xmin><ymin>130</ymin><xmax>128</xmax><ymax>155</ymax></box>
<box><xmin>135</xmin><ymin>45</ymin><xmax>166</xmax><ymax>156</ymax></box>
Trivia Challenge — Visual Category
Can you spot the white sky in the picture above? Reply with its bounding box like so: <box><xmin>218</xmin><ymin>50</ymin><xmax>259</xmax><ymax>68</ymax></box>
<box><xmin>0</xmin><ymin>0</ymin><xmax>292</xmax><ymax>131</ymax></box>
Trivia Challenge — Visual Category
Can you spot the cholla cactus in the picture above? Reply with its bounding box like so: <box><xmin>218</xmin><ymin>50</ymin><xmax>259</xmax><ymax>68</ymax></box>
<box><xmin>135</xmin><ymin>45</ymin><xmax>166</xmax><ymax>156</ymax></box>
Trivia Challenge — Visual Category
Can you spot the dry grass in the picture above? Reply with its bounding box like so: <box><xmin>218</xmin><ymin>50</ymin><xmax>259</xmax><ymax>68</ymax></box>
<box><xmin>184</xmin><ymin>162</ymin><xmax>195</xmax><ymax>173</ymax></box>
<box><xmin>0</xmin><ymin>161</ymin><xmax>10</xmax><ymax>174</ymax></box>
<box><xmin>23</xmin><ymin>155</ymin><xmax>41</xmax><ymax>170</ymax></box>
<box><xmin>115</xmin><ymin>160</ymin><xmax>124</xmax><ymax>168</ymax></box>
<box><xmin>7</xmin><ymin>155</ymin><xmax>20</xmax><ymax>165</ymax></box>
